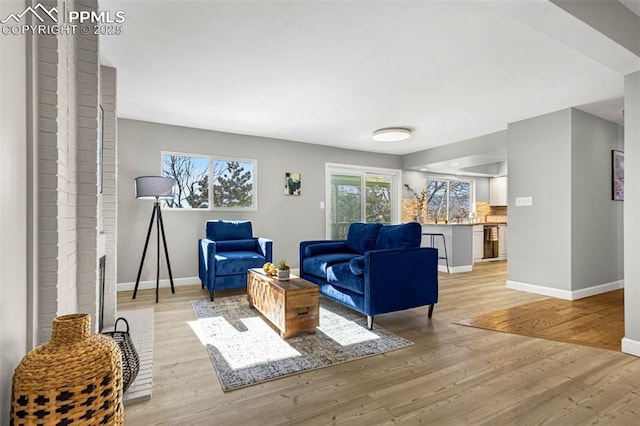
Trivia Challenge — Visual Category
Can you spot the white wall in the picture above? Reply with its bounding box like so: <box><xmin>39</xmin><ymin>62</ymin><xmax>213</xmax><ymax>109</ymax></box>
<box><xmin>117</xmin><ymin>119</ymin><xmax>401</xmax><ymax>286</ymax></box>
<box><xmin>508</xmin><ymin>108</ymin><xmax>624</xmax><ymax>299</ymax></box>
<box><xmin>508</xmin><ymin>109</ymin><xmax>573</xmax><ymax>292</ymax></box>
<box><xmin>570</xmin><ymin>109</ymin><xmax>624</xmax><ymax>290</ymax></box>
<box><xmin>0</xmin><ymin>0</ymin><xmax>28</xmax><ymax>416</ymax></box>
<box><xmin>623</xmin><ymin>71</ymin><xmax>640</xmax><ymax>356</ymax></box>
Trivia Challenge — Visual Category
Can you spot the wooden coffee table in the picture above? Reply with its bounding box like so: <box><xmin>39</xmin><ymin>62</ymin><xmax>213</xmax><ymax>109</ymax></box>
<box><xmin>247</xmin><ymin>268</ymin><xmax>319</xmax><ymax>339</ymax></box>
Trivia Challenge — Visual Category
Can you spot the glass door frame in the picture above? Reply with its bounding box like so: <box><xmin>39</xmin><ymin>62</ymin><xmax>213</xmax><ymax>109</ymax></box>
<box><xmin>325</xmin><ymin>163</ymin><xmax>403</xmax><ymax>239</ymax></box>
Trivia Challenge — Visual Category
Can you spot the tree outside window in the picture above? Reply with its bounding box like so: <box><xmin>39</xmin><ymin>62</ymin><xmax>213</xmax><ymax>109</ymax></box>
<box><xmin>162</xmin><ymin>154</ymin><xmax>209</xmax><ymax>208</ymax></box>
<box><xmin>212</xmin><ymin>160</ymin><xmax>254</xmax><ymax>208</ymax></box>
<box><xmin>426</xmin><ymin>178</ymin><xmax>472</xmax><ymax>222</ymax></box>
<box><xmin>161</xmin><ymin>153</ymin><xmax>256</xmax><ymax>210</ymax></box>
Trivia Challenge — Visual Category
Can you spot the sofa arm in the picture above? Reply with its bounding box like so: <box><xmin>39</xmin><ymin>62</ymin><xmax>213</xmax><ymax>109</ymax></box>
<box><xmin>198</xmin><ymin>238</ymin><xmax>217</xmax><ymax>285</ymax></box>
<box><xmin>364</xmin><ymin>247</ymin><xmax>438</xmax><ymax>315</ymax></box>
<box><xmin>257</xmin><ymin>238</ymin><xmax>273</xmax><ymax>262</ymax></box>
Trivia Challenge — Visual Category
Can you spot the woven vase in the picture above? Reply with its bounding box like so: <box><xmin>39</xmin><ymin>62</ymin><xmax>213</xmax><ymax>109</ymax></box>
<box><xmin>11</xmin><ymin>314</ymin><xmax>124</xmax><ymax>425</ymax></box>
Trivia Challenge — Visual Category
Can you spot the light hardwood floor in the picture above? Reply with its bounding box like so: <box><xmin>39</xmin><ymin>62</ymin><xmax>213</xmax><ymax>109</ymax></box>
<box><xmin>118</xmin><ymin>262</ymin><xmax>640</xmax><ymax>425</ymax></box>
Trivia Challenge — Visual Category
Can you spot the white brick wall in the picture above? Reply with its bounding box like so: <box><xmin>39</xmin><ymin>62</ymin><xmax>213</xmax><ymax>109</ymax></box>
<box><xmin>35</xmin><ymin>0</ymin><xmax>111</xmax><ymax>341</ymax></box>
<box><xmin>101</xmin><ymin>66</ymin><xmax>118</xmax><ymax>330</ymax></box>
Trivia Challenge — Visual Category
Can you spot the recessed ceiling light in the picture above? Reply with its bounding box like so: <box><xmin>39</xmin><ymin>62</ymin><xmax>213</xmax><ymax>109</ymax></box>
<box><xmin>372</xmin><ymin>127</ymin><xmax>412</xmax><ymax>142</ymax></box>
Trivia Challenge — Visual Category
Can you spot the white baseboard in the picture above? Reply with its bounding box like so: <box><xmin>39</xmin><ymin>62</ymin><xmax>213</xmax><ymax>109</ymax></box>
<box><xmin>117</xmin><ymin>276</ymin><xmax>200</xmax><ymax>292</ymax></box>
<box><xmin>506</xmin><ymin>279</ymin><xmax>624</xmax><ymax>300</ymax></box>
<box><xmin>622</xmin><ymin>338</ymin><xmax>640</xmax><ymax>357</ymax></box>
<box><xmin>441</xmin><ymin>265</ymin><xmax>472</xmax><ymax>273</ymax></box>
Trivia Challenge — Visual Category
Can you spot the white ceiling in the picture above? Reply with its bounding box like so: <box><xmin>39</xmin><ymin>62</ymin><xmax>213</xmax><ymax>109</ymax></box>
<box><xmin>100</xmin><ymin>1</ymin><xmax>628</xmax><ymax>157</ymax></box>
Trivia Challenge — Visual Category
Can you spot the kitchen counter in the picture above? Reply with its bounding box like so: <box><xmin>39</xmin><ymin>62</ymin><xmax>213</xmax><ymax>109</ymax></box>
<box><xmin>421</xmin><ymin>223</ymin><xmax>508</xmax><ymax>273</ymax></box>
<box><xmin>421</xmin><ymin>224</ymin><xmax>474</xmax><ymax>273</ymax></box>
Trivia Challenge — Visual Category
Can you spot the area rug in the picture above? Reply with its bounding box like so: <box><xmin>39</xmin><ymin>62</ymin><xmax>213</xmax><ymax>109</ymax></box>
<box><xmin>190</xmin><ymin>296</ymin><xmax>412</xmax><ymax>392</ymax></box>
<box><xmin>453</xmin><ymin>289</ymin><xmax>623</xmax><ymax>352</ymax></box>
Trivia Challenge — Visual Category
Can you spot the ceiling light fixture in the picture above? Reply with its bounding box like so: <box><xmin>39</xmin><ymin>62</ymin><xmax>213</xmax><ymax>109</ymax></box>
<box><xmin>372</xmin><ymin>127</ymin><xmax>412</xmax><ymax>142</ymax></box>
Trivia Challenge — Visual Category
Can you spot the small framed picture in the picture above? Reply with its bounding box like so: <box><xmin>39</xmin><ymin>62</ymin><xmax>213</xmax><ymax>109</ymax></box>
<box><xmin>284</xmin><ymin>172</ymin><xmax>301</xmax><ymax>196</ymax></box>
<box><xmin>612</xmin><ymin>150</ymin><xmax>624</xmax><ymax>201</ymax></box>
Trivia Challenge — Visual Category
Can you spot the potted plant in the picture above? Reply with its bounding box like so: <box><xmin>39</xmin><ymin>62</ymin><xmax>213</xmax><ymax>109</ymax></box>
<box><xmin>404</xmin><ymin>183</ymin><xmax>427</xmax><ymax>223</ymax></box>
<box><xmin>277</xmin><ymin>260</ymin><xmax>290</xmax><ymax>281</ymax></box>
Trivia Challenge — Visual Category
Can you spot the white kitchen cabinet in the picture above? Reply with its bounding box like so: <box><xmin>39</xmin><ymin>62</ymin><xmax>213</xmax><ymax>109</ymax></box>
<box><xmin>498</xmin><ymin>225</ymin><xmax>507</xmax><ymax>259</ymax></box>
<box><xmin>489</xmin><ymin>176</ymin><xmax>508</xmax><ymax>206</ymax></box>
<box><xmin>473</xmin><ymin>225</ymin><xmax>484</xmax><ymax>263</ymax></box>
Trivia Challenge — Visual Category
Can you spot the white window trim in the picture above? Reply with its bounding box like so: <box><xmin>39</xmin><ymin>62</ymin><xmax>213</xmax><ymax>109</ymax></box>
<box><xmin>161</xmin><ymin>151</ymin><xmax>258</xmax><ymax>211</ymax></box>
<box><xmin>425</xmin><ymin>175</ymin><xmax>476</xmax><ymax>219</ymax></box>
<box><xmin>325</xmin><ymin>163</ymin><xmax>402</xmax><ymax>239</ymax></box>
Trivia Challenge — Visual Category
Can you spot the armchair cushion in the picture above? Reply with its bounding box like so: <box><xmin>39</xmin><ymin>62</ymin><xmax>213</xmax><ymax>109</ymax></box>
<box><xmin>214</xmin><ymin>251</ymin><xmax>267</xmax><ymax>276</ymax></box>
<box><xmin>375</xmin><ymin>222</ymin><xmax>421</xmax><ymax>250</ymax></box>
<box><xmin>348</xmin><ymin>256</ymin><xmax>365</xmax><ymax>276</ymax></box>
<box><xmin>302</xmin><ymin>252</ymin><xmax>359</xmax><ymax>279</ymax></box>
<box><xmin>215</xmin><ymin>238</ymin><xmax>257</xmax><ymax>252</ymax></box>
<box><xmin>304</xmin><ymin>241</ymin><xmax>350</xmax><ymax>257</ymax></box>
<box><xmin>346</xmin><ymin>223</ymin><xmax>383</xmax><ymax>254</ymax></box>
<box><xmin>206</xmin><ymin>220</ymin><xmax>252</xmax><ymax>241</ymax></box>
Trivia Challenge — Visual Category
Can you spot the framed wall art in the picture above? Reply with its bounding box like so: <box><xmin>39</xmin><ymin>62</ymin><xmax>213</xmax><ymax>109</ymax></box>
<box><xmin>284</xmin><ymin>172</ymin><xmax>301</xmax><ymax>196</ymax></box>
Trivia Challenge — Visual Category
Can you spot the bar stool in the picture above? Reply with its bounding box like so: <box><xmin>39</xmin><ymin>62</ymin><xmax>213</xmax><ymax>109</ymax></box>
<box><xmin>422</xmin><ymin>233</ymin><xmax>450</xmax><ymax>273</ymax></box>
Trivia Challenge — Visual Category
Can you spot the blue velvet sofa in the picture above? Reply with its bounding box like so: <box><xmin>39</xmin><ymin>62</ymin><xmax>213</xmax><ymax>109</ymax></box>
<box><xmin>300</xmin><ymin>222</ymin><xmax>438</xmax><ymax>329</ymax></box>
<box><xmin>198</xmin><ymin>220</ymin><xmax>272</xmax><ymax>301</ymax></box>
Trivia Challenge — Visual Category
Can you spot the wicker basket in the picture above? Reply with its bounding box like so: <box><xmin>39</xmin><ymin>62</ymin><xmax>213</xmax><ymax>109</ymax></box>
<box><xmin>11</xmin><ymin>314</ymin><xmax>124</xmax><ymax>425</ymax></box>
<box><xmin>102</xmin><ymin>317</ymin><xmax>139</xmax><ymax>393</ymax></box>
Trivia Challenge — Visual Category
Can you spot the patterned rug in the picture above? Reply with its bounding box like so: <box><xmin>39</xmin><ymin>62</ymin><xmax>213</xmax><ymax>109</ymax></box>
<box><xmin>190</xmin><ymin>295</ymin><xmax>412</xmax><ymax>392</ymax></box>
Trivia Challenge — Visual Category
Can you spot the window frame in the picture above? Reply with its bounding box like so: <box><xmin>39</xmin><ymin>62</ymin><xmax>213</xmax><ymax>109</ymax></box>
<box><xmin>161</xmin><ymin>151</ymin><xmax>258</xmax><ymax>211</ymax></box>
<box><xmin>325</xmin><ymin>163</ymin><xmax>402</xmax><ymax>239</ymax></box>
<box><xmin>425</xmin><ymin>176</ymin><xmax>475</xmax><ymax>222</ymax></box>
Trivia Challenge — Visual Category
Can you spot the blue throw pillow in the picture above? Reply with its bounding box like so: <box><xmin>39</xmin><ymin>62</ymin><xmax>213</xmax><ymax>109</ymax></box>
<box><xmin>305</xmin><ymin>242</ymin><xmax>350</xmax><ymax>257</ymax></box>
<box><xmin>375</xmin><ymin>223</ymin><xmax>421</xmax><ymax>250</ymax></box>
<box><xmin>348</xmin><ymin>256</ymin><xmax>365</xmax><ymax>276</ymax></box>
<box><xmin>346</xmin><ymin>223</ymin><xmax>383</xmax><ymax>254</ymax></box>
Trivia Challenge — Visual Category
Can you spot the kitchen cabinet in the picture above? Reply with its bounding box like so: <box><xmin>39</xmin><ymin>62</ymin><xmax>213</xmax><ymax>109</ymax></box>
<box><xmin>489</xmin><ymin>176</ymin><xmax>508</xmax><ymax>206</ymax></box>
<box><xmin>498</xmin><ymin>225</ymin><xmax>507</xmax><ymax>259</ymax></box>
<box><xmin>473</xmin><ymin>225</ymin><xmax>484</xmax><ymax>263</ymax></box>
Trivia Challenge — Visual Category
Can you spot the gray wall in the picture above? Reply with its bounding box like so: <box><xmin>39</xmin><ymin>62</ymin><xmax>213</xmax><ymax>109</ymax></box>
<box><xmin>0</xmin><ymin>0</ymin><xmax>28</xmax><ymax>416</ymax></box>
<box><xmin>570</xmin><ymin>109</ymin><xmax>624</xmax><ymax>289</ymax></box>
<box><xmin>117</xmin><ymin>119</ymin><xmax>401</xmax><ymax>284</ymax></box>
<box><xmin>508</xmin><ymin>108</ymin><xmax>624</xmax><ymax>294</ymax></box>
<box><xmin>508</xmin><ymin>109</ymin><xmax>573</xmax><ymax>290</ymax></box>
<box><xmin>624</xmin><ymin>71</ymin><xmax>640</xmax><ymax>350</ymax></box>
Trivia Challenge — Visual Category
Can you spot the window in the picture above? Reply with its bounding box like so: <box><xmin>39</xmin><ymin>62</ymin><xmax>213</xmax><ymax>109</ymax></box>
<box><xmin>162</xmin><ymin>152</ymin><xmax>256</xmax><ymax>210</ymax></box>
<box><xmin>426</xmin><ymin>178</ymin><xmax>472</xmax><ymax>222</ymax></box>
<box><xmin>326</xmin><ymin>164</ymin><xmax>401</xmax><ymax>239</ymax></box>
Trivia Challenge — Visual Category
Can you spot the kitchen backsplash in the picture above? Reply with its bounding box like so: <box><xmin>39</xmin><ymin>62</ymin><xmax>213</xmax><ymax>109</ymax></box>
<box><xmin>475</xmin><ymin>202</ymin><xmax>507</xmax><ymax>222</ymax></box>
<box><xmin>401</xmin><ymin>199</ymin><xmax>507</xmax><ymax>224</ymax></box>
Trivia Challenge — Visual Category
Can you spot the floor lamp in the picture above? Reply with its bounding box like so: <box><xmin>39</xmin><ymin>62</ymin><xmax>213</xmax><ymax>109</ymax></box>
<box><xmin>133</xmin><ymin>176</ymin><xmax>177</xmax><ymax>303</ymax></box>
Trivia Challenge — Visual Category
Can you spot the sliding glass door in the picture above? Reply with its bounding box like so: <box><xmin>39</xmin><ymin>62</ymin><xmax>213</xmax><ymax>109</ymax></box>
<box><xmin>327</xmin><ymin>165</ymin><xmax>400</xmax><ymax>239</ymax></box>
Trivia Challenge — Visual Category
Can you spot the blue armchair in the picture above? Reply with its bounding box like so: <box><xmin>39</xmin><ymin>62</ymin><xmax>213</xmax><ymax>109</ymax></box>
<box><xmin>300</xmin><ymin>222</ymin><xmax>438</xmax><ymax>329</ymax></box>
<box><xmin>198</xmin><ymin>220</ymin><xmax>272</xmax><ymax>301</ymax></box>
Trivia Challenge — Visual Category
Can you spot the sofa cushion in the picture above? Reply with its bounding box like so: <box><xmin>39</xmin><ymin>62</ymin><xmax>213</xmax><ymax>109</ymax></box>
<box><xmin>349</xmin><ymin>256</ymin><xmax>365</xmax><ymax>276</ymax></box>
<box><xmin>303</xmin><ymin>253</ymin><xmax>359</xmax><ymax>279</ymax></box>
<box><xmin>214</xmin><ymin>251</ymin><xmax>266</xmax><ymax>276</ymax></box>
<box><xmin>215</xmin><ymin>239</ymin><xmax>257</xmax><ymax>252</ymax></box>
<box><xmin>326</xmin><ymin>262</ymin><xmax>365</xmax><ymax>295</ymax></box>
<box><xmin>305</xmin><ymin>241</ymin><xmax>350</xmax><ymax>257</ymax></box>
<box><xmin>347</xmin><ymin>223</ymin><xmax>383</xmax><ymax>254</ymax></box>
<box><xmin>206</xmin><ymin>220</ymin><xmax>253</xmax><ymax>241</ymax></box>
<box><xmin>375</xmin><ymin>222</ymin><xmax>421</xmax><ymax>250</ymax></box>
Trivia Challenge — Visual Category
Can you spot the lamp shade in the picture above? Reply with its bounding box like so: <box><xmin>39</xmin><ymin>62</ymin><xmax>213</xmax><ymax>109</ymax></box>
<box><xmin>134</xmin><ymin>176</ymin><xmax>176</xmax><ymax>200</ymax></box>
